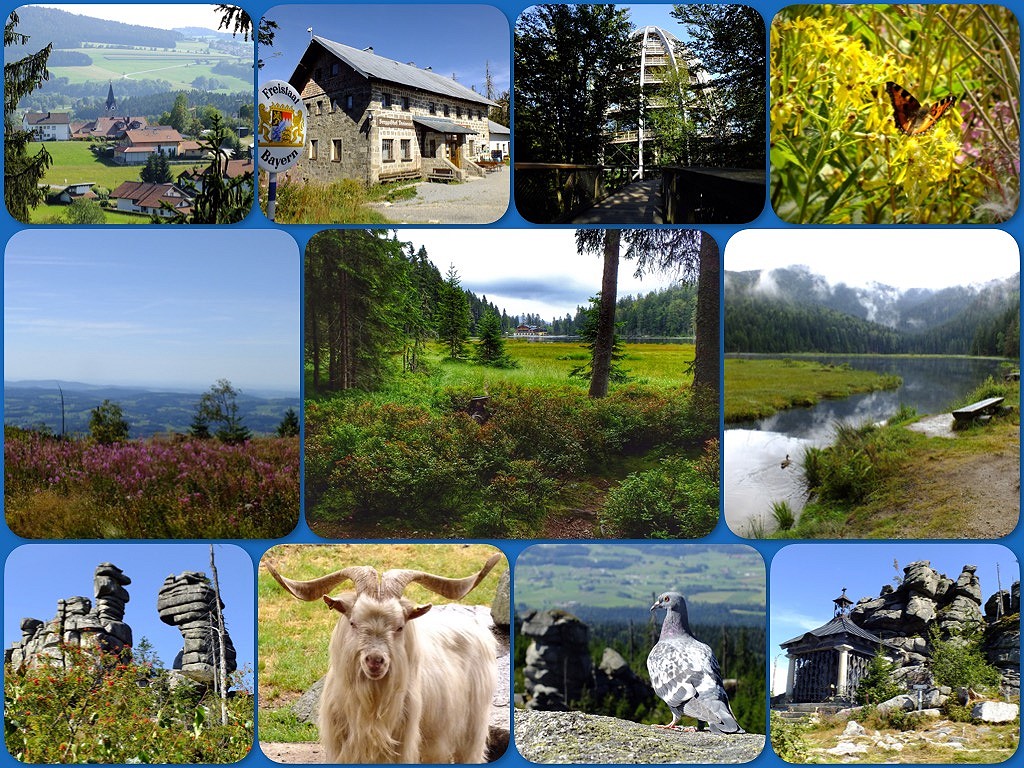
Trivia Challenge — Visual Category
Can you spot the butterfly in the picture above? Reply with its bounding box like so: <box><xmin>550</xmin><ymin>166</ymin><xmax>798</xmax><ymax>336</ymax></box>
<box><xmin>885</xmin><ymin>81</ymin><xmax>957</xmax><ymax>136</ymax></box>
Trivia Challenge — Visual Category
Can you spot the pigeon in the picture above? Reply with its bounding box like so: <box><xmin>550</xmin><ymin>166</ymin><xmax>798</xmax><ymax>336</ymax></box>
<box><xmin>647</xmin><ymin>591</ymin><xmax>743</xmax><ymax>734</ymax></box>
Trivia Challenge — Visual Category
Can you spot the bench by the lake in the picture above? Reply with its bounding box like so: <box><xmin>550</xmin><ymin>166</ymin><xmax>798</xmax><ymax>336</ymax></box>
<box><xmin>1004</xmin><ymin>370</ymin><xmax>1020</xmax><ymax>382</ymax></box>
<box><xmin>952</xmin><ymin>396</ymin><xmax>1005</xmax><ymax>423</ymax></box>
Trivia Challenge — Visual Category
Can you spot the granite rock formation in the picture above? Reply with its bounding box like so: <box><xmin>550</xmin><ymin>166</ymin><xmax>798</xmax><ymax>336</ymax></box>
<box><xmin>157</xmin><ymin>570</ymin><xmax>236</xmax><ymax>684</ymax></box>
<box><xmin>520</xmin><ymin>609</ymin><xmax>651</xmax><ymax>712</ymax></box>
<box><xmin>4</xmin><ymin>563</ymin><xmax>132</xmax><ymax>669</ymax></box>
<box><xmin>848</xmin><ymin>561</ymin><xmax>1019</xmax><ymax>697</ymax></box>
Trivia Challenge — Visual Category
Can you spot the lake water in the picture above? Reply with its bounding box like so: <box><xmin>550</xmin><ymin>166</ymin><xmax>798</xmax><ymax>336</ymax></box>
<box><xmin>724</xmin><ymin>355</ymin><xmax>1011</xmax><ymax>536</ymax></box>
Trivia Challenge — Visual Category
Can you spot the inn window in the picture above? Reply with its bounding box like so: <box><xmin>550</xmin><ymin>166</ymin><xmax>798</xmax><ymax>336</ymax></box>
<box><xmin>314</xmin><ymin>67</ymin><xmax>322</xmax><ymax>81</ymax></box>
<box><xmin>428</xmin><ymin>102</ymin><xmax>436</xmax><ymax>115</ymax></box>
<box><xmin>308</xmin><ymin>139</ymin><xmax>318</xmax><ymax>160</ymax></box>
<box><xmin>316</xmin><ymin>100</ymin><xmax>323</xmax><ymax>115</ymax></box>
<box><xmin>331</xmin><ymin>62</ymin><xmax>339</xmax><ymax>76</ymax></box>
<box><xmin>383</xmin><ymin>92</ymin><xmax>392</xmax><ymax>108</ymax></box>
<box><xmin>401</xmin><ymin>96</ymin><xmax>410</xmax><ymax>111</ymax></box>
<box><xmin>331</xmin><ymin>138</ymin><xmax>342</xmax><ymax>162</ymax></box>
<box><xmin>400</xmin><ymin>139</ymin><xmax>411</xmax><ymax>160</ymax></box>
<box><xmin>346</xmin><ymin>95</ymin><xmax>354</xmax><ymax>110</ymax></box>
<box><xmin>443</xmin><ymin>104</ymin><xmax>450</xmax><ymax>117</ymax></box>
<box><xmin>382</xmin><ymin>138</ymin><xmax>394</xmax><ymax>162</ymax></box>
<box><xmin>456</xmin><ymin>106</ymin><xmax>462</xmax><ymax>118</ymax></box>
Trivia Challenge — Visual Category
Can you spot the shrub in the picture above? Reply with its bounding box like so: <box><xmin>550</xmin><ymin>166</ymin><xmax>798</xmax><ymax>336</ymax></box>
<box><xmin>770</xmin><ymin>711</ymin><xmax>809</xmax><ymax>763</ymax></box>
<box><xmin>928</xmin><ymin>625</ymin><xmax>1002</xmax><ymax>692</ymax></box>
<box><xmin>599</xmin><ymin>441</ymin><xmax>719</xmax><ymax>538</ymax></box>
<box><xmin>4</xmin><ymin>645</ymin><xmax>252</xmax><ymax>763</ymax></box>
<box><xmin>855</xmin><ymin>650</ymin><xmax>904</xmax><ymax>706</ymax></box>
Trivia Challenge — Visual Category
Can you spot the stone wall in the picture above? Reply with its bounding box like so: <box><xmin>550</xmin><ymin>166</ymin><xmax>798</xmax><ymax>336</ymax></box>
<box><xmin>4</xmin><ymin>563</ymin><xmax>132</xmax><ymax>669</ymax></box>
<box><xmin>294</xmin><ymin>47</ymin><xmax>490</xmax><ymax>184</ymax></box>
<box><xmin>157</xmin><ymin>571</ymin><xmax>237</xmax><ymax>684</ymax></box>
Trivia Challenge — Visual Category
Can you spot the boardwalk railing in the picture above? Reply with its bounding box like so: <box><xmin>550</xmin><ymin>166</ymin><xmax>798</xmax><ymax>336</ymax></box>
<box><xmin>514</xmin><ymin>163</ymin><xmax>631</xmax><ymax>223</ymax></box>
<box><xmin>661</xmin><ymin>166</ymin><xmax>766</xmax><ymax>223</ymax></box>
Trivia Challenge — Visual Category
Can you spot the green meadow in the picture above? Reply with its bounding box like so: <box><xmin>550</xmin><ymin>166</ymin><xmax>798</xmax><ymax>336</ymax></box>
<box><xmin>725</xmin><ymin>357</ymin><xmax>901</xmax><ymax>422</ymax></box>
<box><xmin>50</xmin><ymin>45</ymin><xmax>251</xmax><ymax>92</ymax></box>
<box><xmin>29</xmin><ymin>141</ymin><xmax>148</xmax><ymax>188</ymax></box>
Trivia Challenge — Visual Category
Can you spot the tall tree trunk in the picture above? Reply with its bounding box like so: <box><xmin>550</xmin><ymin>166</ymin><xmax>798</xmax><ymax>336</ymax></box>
<box><xmin>589</xmin><ymin>229</ymin><xmax>621</xmax><ymax>398</ymax></box>
<box><xmin>209</xmin><ymin>545</ymin><xmax>229</xmax><ymax>727</ymax></box>
<box><xmin>693</xmin><ymin>232</ymin><xmax>720</xmax><ymax>399</ymax></box>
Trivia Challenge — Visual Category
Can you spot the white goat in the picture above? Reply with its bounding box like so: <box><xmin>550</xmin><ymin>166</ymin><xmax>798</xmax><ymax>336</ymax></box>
<box><xmin>267</xmin><ymin>553</ymin><xmax>500</xmax><ymax>764</ymax></box>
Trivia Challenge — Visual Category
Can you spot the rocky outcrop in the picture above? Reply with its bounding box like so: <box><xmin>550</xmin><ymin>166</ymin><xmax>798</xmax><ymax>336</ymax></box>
<box><xmin>847</xmin><ymin>561</ymin><xmax>1018</xmax><ymax>697</ymax></box>
<box><xmin>519</xmin><ymin>609</ymin><xmax>652</xmax><ymax>713</ymax></box>
<box><xmin>4</xmin><ymin>563</ymin><xmax>132</xmax><ymax>669</ymax></box>
<box><xmin>514</xmin><ymin>709</ymin><xmax>765</xmax><ymax>764</ymax></box>
<box><xmin>157</xmin><ymin>570</ymin><xmax>236</xmax><ymax>685</ymax></box>
<box><xmin>521</xmin><ymin>610</ymin><xmax>592</xmax><ymax>710</ymax></box>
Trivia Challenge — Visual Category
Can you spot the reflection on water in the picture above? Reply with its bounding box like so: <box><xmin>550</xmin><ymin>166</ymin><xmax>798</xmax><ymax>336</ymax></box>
<box><xmin>724</xmin><ymin>355</ymin><xmax>1010</xmax><ymax>536</ymax></box>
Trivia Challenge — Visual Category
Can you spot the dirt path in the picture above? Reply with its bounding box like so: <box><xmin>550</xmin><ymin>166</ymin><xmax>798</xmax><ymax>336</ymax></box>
<box><xmin>848</xmin><ymin>434</ymin><xmax>1019</xmax><ymax>538</ymax></box>
<box><xmin>259</xmin><ymin>742</ymin><xmax>321</xmax><ymax>763</ymax></box>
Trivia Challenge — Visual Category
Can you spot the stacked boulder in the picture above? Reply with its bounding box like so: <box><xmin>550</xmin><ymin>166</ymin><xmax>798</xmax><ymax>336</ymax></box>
<box><xmin>520</xmin><ymin>609</ymin><xmax>650</xmax><ymax>711</ymax></box>
<box><xmin>157</xmin><ymin>570</ymin><xmax>236</xmax><ymax>685</ymax></box>
<box><xmin>4</xmin><ymin>563</ymin><xmax>132</xmax><ymax>669</ymax></box>
<box><xmin>848</xmin><ymin>560</ymin><xmax>1020</xmax><ymax>701</ymax></box>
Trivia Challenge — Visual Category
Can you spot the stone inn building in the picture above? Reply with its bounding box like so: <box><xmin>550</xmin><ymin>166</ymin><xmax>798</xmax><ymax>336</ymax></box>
<box><xmin>288</xmin><ymin>35</ymin><xmax>497</xmax><ymax>184</ymax></box>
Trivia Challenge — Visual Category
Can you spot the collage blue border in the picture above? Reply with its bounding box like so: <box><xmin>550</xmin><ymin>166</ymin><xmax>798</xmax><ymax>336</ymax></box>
<box><xmin>1</xmin><ymin>1</ymin><xmax>1021</xmax><ymax>766</ymax></box>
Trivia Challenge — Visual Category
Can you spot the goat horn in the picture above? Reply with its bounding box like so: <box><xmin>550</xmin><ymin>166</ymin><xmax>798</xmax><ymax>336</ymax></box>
<box><xmin>380</xmin><ymin>553</ymin><xmax>502</xmax><ymax>600</ymax></box>
<box><xmin>266</xmin><ymin>563</ymin><xmax>382</xmax><ymax>601</ymax></box>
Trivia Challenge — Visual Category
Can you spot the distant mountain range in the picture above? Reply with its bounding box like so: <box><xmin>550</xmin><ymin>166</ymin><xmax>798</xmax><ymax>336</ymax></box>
<box><xmin>725</xmin><ymin>266</ymin><xmax>1020</xmax><ymax>356</ymax></box>
<box><xmin>4</xmin><ymin>381</ymin><xmax>299</xmax><ymax>439</ymax></box>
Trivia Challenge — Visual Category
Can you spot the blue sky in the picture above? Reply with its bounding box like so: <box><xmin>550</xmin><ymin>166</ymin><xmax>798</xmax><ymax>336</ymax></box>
<box><xmin>769</xmin><ymin>543</ymin><xmax>1020</xmax><ymax>693</ymax></box>
<box><xmin>260</xmin><ymin>5</ymin><xmax>510</xmax><ymax>96</ymax></box>
<box><xmin>4</xmin><ymin>229</ymin><xmax>300</xmax><ymax>394</ymax></box>
<box><xmin>5</xmin><ymin>544</ymin><xmax>254</xmax><ymax>681</ymax></box>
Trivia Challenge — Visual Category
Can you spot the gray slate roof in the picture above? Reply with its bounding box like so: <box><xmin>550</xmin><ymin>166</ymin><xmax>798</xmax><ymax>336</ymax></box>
<box><xmin>300</xmin><ymin>36</ymin><xmax>496</xmax><ymax>108</ymax></box>
<box><xmin>412</xmin><ymin>115</ymin><xmax>478</xmax><ymax>135</ymax></box>
<box><xmin>25</xmin><ymin>111</ymin><xmax>71</xmax><ymax>125</ymax></box>
<box><xmin>487</xmin><ymin>119</ymin><xmax>510</xmax><ymax>137</ymax></box>
<box><xmin>780</xmin><ymin>615</ymin><xmax>886</xmax><ymax>648</ymax></box>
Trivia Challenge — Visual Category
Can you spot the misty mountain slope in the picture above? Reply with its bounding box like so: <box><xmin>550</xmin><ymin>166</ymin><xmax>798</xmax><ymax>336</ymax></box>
<box><xmin>725</xmin><ymin>266</ymin><xmax>1019</xmax><ymax>355</ymax></box>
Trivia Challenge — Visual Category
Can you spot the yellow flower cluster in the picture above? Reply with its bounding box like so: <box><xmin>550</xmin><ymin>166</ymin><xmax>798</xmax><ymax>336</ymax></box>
<box><xmin>770</xmin><ymin>7</ymin><xmax>976</xmax><ymax>223</ymax></box>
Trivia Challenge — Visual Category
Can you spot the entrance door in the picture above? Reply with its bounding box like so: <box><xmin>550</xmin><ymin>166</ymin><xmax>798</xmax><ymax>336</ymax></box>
<box><xmin>447</xmin><ymin>136</ymin><xmax>461</xmax><ymax>168</ymax></box>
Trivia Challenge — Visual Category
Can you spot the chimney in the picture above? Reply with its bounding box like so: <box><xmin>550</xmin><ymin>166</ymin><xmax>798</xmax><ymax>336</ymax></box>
<box><xmin>425</xmin><ymin>66</ymin><xmax>432</xmax><ymax>71</ymax></box>
<box><xmin>363</xmin><ymin>46</ymin><xmax>373</xmax><ymax>53</ymax></box>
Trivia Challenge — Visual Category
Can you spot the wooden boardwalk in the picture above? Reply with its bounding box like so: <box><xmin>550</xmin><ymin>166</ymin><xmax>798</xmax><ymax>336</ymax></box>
<box><xmin>569</xmin><ymin>178</ymin><xmax>663</xmax><ymax>224</ymax></box>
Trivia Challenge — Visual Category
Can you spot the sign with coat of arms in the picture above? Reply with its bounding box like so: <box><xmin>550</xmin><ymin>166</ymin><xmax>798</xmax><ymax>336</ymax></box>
<box><xmin>257</xmin><ymin>79</ymin><xmax>307</xmax><ymax>172</ymax></box>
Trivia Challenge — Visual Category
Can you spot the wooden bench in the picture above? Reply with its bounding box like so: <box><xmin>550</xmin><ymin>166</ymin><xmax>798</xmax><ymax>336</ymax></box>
<box><xmin>378</xmin><ymin>168</ymin><xmax>422</xmax><ymax>183</ymax></box>
<box><xmin>427</xmin><ymin>167</ymin><xmax>456</xmax><ymax>183</ymax></box>
<box><xmin>1003</xmin><ymin>370</ymin><xmax>1020</xmax><ymax>382</ymax></box>
<box><xmin>952</xmin><ymin>396</ymin><xmax>1005</xmax><ymax>423</ymax></box>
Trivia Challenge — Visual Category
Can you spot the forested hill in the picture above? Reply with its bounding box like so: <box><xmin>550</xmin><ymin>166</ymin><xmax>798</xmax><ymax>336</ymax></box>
<box><xmin>6</xmin><ymin>6</ymin><xmax>182</xmax><ymax>52</ymax></box>
<box><xmin>725</xmin><ymin>267</ymin><xmax>1019</xmax><ymax>356</ymax></box>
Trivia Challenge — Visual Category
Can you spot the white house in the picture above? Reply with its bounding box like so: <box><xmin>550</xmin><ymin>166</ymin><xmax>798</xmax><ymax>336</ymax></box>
<box><xmin>487</xmin><ymin>120</ymin><xmax>509</xmax><ymax>160</ymax></box>
<box><xmin>23</xmin><ymin>111</ymin><xmax>71</xmax><ymax>141</ymax></box>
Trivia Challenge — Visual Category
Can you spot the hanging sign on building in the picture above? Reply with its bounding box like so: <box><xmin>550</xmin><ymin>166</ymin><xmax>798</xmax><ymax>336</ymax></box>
<box><xmin>257</xmin><ymin>79</ymin><xmax>307</xmax><ymax>172</ymax></box>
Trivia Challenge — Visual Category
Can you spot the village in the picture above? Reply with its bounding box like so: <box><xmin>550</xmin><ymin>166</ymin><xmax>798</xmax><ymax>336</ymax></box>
<box><xmin>22</xmin><ymin>81</ymin><xmax>254</xmax><ymax>223</ymax></box>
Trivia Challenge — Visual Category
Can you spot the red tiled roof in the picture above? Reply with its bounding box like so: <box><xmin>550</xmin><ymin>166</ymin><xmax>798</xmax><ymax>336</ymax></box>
<box><xmin>112</xmin><ymin>181</ymin><xmax>192</xmax><ymax>210</ymax></box>
<box><xmin>125</xmin><ymin>127</ymin><xmax>183</xmax><ymax>144</ymax></box>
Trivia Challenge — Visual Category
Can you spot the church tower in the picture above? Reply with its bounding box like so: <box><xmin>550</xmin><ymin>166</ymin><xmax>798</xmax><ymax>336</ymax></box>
<box><xmin>105</xmin><ymin>81</ymin><xmax>116</xmax><ymax>112</ymax></box>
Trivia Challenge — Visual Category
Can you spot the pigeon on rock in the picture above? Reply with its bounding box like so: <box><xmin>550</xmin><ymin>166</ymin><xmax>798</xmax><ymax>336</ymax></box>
<box><xmin>647</xmin><ymin>591</ymin><xmax>743</xmax><ymax>734</ymax></box>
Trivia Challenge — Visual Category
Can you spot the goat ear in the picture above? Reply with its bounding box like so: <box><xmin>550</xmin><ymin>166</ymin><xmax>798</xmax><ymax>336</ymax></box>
<box><xmin>323</xmin><ymin>594</ymin><xmax>354</xmax><ymax>615</ymax></box>
<box><xmin>405</xmin><ymin>603</ymin><xmax>432</xmax><ymax>622</ymax></box>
